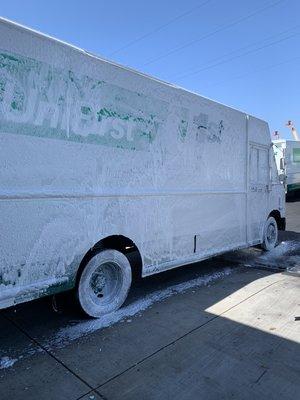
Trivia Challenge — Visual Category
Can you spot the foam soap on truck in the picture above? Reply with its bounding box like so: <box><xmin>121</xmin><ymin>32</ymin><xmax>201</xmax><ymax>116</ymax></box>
<box><xmin>0</xmin><ymin>18</ymin><xmax>286</xmax><ymax>317</ymax></box>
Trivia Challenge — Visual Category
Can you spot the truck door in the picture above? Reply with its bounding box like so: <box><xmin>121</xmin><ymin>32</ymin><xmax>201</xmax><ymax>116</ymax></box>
<box><xmin>248</xmin><ymin>144</ymin><xmax>270</xmax><ymax>244</ymax></box>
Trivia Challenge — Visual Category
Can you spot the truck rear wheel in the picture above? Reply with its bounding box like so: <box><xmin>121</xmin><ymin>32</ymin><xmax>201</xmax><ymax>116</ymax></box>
<box><xmin>77</xmin><ymin>249</ymin><xmax>132</xmax><ymax>318</ymax></box>
<box><xmin>261</xmin><ymin>216</ymin><xmax>278</xmax><ymax>251</ymax></box>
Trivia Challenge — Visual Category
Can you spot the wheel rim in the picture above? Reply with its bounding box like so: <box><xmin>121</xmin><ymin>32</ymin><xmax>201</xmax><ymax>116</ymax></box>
<box><xmin>87</xmin><ymin>261</ymin><xmax>123</xmax><ymax>307</ymax></box>
<box><xmin>266</xmin><ymin>222</ymin><xmax>277</xmax><ymax>246</ymax></box>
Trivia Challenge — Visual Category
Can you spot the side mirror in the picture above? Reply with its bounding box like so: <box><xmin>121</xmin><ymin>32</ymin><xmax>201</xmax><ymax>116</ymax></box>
<box><xmin>279</xmin><ymin>158</ymin><xmax>285</xmax><ymax>170</ymax></box>
<box><xmin>278</xmin><ymin>173</ymin><xmax>286</xmax><ymax>184</ymax></box>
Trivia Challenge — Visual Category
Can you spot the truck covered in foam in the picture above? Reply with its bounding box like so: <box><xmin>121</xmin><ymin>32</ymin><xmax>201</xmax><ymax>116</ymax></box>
<box><xmin>0</xmin><ymin>18</ymin><xmax>285</xmax><ymax>317</ymax></box>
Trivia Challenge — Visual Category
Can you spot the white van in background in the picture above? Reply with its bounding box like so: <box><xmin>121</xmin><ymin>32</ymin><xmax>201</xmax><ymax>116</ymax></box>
<box><xmin>273</xmin><ymin>139</ymin><xmax>300</xmax><ymax>197</ymax></box>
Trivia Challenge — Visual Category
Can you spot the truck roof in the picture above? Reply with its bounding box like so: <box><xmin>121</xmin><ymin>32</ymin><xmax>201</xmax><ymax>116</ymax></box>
<box><xmin>1</xmin><ymin>16</ymin><xmax>268</xmax><ymax>124</ymax></box>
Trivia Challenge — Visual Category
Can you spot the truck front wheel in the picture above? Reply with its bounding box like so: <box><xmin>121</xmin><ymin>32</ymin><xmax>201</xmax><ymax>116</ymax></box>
<box><xmin>77</xmin><ymin>249</ymin><xmax>132</xmax><ymax>318</ymax></box>
<box><xmin>261</xmin><ymin>216</ymin><xmax>278</xmax><ymax>251</ymax></box>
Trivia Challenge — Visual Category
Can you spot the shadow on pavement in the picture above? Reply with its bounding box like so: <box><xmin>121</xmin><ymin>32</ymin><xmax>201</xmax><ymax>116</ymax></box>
<box><xmin>0</xmin><ymin>250</ymin><xmax>299</xmax><ymax>400</ymax></box>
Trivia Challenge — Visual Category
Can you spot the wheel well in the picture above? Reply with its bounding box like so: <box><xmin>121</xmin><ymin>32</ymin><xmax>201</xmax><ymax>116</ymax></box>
<box><xmin>269</xmin><ymin>210</ymin><xmax>286</xmax><ymax>231</ymax></box>
<box><xmin>78</xmin><ymin>235</ymin><xmax>143</xmax><ymax>282</ymax></box>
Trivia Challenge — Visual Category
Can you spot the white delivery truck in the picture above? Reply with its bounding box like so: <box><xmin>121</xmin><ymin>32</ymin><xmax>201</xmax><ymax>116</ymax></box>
<box><xmin>0</xmin><ymin>18</ymin><xmax>286</xmax><ymax>317</ymax></box>
<box><xmin>273</xmin><ymin>139</ymin><xmax>300</xmax><ymax>197</ymax></box>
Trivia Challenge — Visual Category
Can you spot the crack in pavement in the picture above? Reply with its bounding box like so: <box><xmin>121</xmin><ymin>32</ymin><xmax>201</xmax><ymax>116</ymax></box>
<box><xmin>2</xmin><ymin>314</ymin><xmax>107</xmax><ymax>400</ymax></box>
<box><xmin>254</xmin><ymin>369</ymin><xmax>268</xmax><ymax>384</ymax></box>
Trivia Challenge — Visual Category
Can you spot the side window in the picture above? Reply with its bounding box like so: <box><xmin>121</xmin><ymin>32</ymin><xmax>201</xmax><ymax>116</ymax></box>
<box><xmin>259</xmin><ymin>148</ymin><xmax>269</xmax><ymax>183</ymax></box>
<box><xmin>250</xmin><ymin>146</ymin><xmax>269</xmax><ymax>184</ymax></box>
<box><xmin>293</xmin><ymin>148</ymin><xmax>300</xmax><ymax>163</ymax></box>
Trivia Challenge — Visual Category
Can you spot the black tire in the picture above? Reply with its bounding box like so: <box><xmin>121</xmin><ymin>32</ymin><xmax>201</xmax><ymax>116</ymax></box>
<box><xmin>261</xmin><ymin>216</ymin><xmax>278</xmax><ymax>251</ymax></box>
<box><xmin>77</xmin><ymin>249</ymin><xmax>132</xmax><ymax>318</ymax></box>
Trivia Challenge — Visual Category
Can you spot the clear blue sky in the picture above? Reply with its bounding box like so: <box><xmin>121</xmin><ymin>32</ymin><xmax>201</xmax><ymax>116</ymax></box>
<box><xmin>1</xmin><ymin>0</ymin><xmax>299</xmax><ymax>139</ymax></box>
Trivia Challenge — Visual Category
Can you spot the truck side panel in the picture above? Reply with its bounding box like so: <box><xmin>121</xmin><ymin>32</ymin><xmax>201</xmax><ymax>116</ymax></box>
<box><xmin>0</xmin><ymin>19</ymin><xmax>272</xmax><ymax>307</ymax></box>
